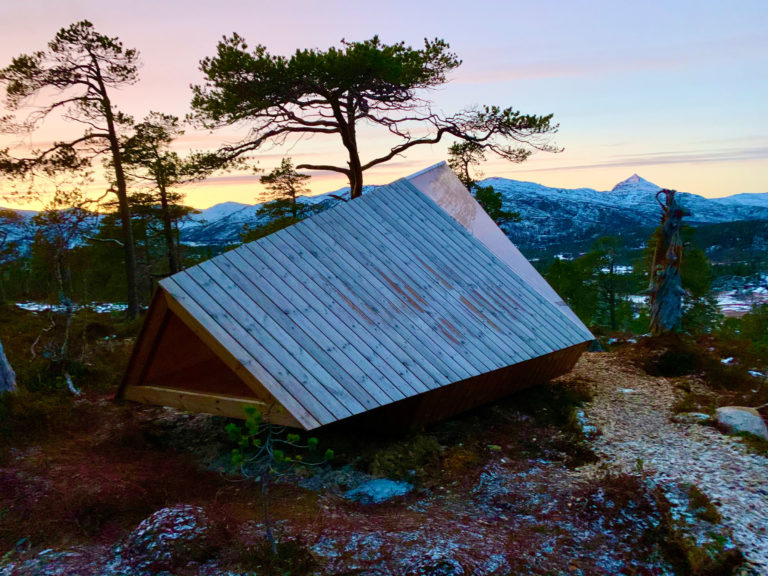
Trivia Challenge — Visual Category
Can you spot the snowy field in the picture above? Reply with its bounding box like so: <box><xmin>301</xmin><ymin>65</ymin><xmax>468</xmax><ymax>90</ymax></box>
<box><xmin>619</xmin><ymin>289</ymin><xmax>768</xmax><ymax>318</ymax></box>
<box><xmin>15</xmin><ymin>301</ymin><xmax>130</xmax><ymax>314</ymax></box>
<box><xmin>14</xmin><ymin>287</ymin><xmax>768</xmax><ymax>319</ymax></box>
<box><xmin>716</xmin><ymin>288</ymin><xmax>768</xmax><ymax>317</ymax></box>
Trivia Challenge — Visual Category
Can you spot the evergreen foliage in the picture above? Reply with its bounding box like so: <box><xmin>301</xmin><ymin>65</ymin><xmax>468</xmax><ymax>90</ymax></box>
<box><xmin>120</xmin><ymin>112</ymin><xmax>212</xmax><ymax>275</ymax></box>
<box><xmin>241</xmin><ymin>159</ymin><xmax>323</xmax><ymax>242</ymax></box>
<box><xmin>545</xmin><ymin>236</ymin><xmax>635</xmax><ymax>329</ymax></box>
<box><xmin>191</xmin><ymin>35</ymin><xmax>559</xmax><ymax>198</ymax></box>
<box><xmin>225</xmin><ymin>406</ymin><xmax>332</xmax><ymax>553</ymax></box>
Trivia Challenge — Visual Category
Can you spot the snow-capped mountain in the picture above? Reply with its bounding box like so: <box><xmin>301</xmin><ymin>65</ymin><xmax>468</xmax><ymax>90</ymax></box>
<box><xmin>0</xmin><ymin>209</ymin><xmax>37</xmax><ymax>248</ymax></box>
<box><xmin>3</xmin><ymin>176</ymin><xmax>767</xmax><ymax>251</ymax></box>
<box><xmin>179</xmin><ymin>189</ymin><xmax>354</xmax><ymax>245</ymax></box>
<box><xmin>483</xmin><ymin>174</ymin><xmax>768</xmax><ymax>251</ymax></box>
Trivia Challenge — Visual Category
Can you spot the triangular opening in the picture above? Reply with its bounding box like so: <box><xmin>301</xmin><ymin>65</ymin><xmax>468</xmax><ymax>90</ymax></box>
<box><xmin>141</xmin><ymin>311</ymin><xmax>262</xmax><ymax>400</ymax></box>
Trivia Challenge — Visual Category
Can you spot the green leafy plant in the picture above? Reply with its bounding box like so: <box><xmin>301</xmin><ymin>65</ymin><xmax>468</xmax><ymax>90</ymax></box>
<box><xmin>225</xmin><ymin>406</ymin><xmax>332</xmax><ymax>553</ymax></box>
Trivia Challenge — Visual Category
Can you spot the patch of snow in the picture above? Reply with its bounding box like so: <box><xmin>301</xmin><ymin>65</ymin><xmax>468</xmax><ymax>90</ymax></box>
<box><xmin>15</xmin><ymin>301</ymin><xmax>131</xmax><ymax>314</ymax></box>
<box><xmin>345</xmin><ymin>478</ymin><xmax>413</xmax><ymax>504</ymax></box>
<box><xmin>627</xmin><ymin>295</ymin><xmax>649</xmax><ymax>305</ymax></box>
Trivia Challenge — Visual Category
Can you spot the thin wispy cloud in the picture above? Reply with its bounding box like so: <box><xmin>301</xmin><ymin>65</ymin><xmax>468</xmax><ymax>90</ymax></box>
<box><xmin>515</xmin><ymin>146</ymin><xmax>768</xmax><ymax>173</ymax></box>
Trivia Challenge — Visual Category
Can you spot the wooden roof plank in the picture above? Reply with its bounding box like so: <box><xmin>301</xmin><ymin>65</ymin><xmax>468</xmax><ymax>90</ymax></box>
<box><xmin>363</xmin><ymin>187</ymin><xmax>559</xmax><ymax>356</ymax></box>
<box><xmin>321</xmin><ymin>201</ymin><xmax>511</xmax><ymax>371</ymax></box>
<box><xmin>296</xmin><ymin>211</ymin><xmax>486</xmax><ymax>378</ymax></box>
<box><xmin>160</xmin><ymin>278</ymin><xmax>322</xmax><ymax>429</ymax></box>
<box><xmin>209</xmin><ymin>253</ymin><xmax>394</xmax><ymax>408</ymax></box>
<box><xmin>364</xmin><ymin>185</ymin><xmax>553</xmax><ymax>356</ymax></box>
<box><xmin>238</xmin><ymin>241</ymin><xmax>432</xmax><ymax>397</ymax></box>
<box><xmin>341</xmin><ymin>196</ymin><xmax>532</xmax><ymax>367</ymax></box>
<box><xmin>286</xmin><ymin>219</ymin><xmax>476</xmax><ymax>386</ymax></box>
<box><xmin>394</xmin><ymin>178</ymin><xmax>593</xmax><ymax>344</ymax></box>
<box><xmin>183</xmin><ymin>265</ymin><xmax>358</xmax><ymax>420</ymax></box>
<box><xmin>264</xmin><ymin>228</ymin><xmax>445</xmax><ymax>392</ymax></box>
<box><xmin>383</xmin><ymin>181</ymin><xmax>585</xmax><ymax>351</ymax></box>
<box><xmin>223</xmin><ymin>248</ymin><xmax>406</xmax><ymax>403</ymax></box>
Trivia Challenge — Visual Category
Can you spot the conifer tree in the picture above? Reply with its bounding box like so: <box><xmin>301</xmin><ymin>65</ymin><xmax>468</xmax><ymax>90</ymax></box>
<box><xmin>192</xmin><ymin>36</ymin><xmax>559</xmax><ymax>199</ymax></box>
<box><xmin>0</xmin><ymin>21</ymin><xmax>141</xmax><ymax>317</ymax></box>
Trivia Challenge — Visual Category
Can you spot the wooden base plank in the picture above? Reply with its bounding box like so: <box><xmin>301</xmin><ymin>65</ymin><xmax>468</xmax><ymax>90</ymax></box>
<box><xmin>122</xmin><ymin>385</ymin><xmax>301</xmax><ymax>427</ymax></box>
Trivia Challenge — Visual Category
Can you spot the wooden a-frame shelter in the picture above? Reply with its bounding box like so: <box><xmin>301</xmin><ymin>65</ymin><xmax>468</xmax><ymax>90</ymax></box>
<box><xmin>118</xmin><ymin>163</ymin><xmax>593</xmax><ymax>430</ymax></box>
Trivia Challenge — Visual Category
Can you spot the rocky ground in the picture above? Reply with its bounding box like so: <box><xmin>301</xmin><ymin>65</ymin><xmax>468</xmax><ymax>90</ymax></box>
<box><xmin>574</xmin><ymin>353</ymin><xmax>768</xmax><ymax>574</ymax></box>
<box><xmin>1</xmin><ymin>349</ymin><xmax>766</xmax><ymax>575</ymax></box>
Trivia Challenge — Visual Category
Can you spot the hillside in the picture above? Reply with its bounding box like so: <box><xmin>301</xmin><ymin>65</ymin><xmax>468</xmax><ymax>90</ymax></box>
<box><xmin>486</xmin><ymin>174</ymin><xmax>768</xmax><ymax>255</ymax></box>
<box><xmin>3</xmin><ymin>175</ymin><xmax>768</xmax><ymax>256</ymax></box>
<box><xmin>1</xmin><ymin>333</ymin><xmax>766</xmax><ymax>575</ymax></box>
<box><xmin>176</xmin><ymin>174</ymin><xmax>768</xmax><ymax>251</ymax></box>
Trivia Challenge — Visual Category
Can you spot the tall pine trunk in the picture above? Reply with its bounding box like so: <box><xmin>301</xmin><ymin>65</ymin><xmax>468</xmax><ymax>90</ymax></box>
<box><xmin>95</xmin><ymin>61</ymin><xmax>139</xmax><ymax>319</ymax></box>
<box><xmin>158</xmin><ymin>181</ymin><xmax>179</xmax><ymax>274</ymax></box>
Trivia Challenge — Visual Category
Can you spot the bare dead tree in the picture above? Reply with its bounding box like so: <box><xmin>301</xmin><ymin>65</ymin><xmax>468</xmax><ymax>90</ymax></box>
<box><xmin>649</xmin><ymin>189</ymin><xmax>690</xmax><ymax>334</ymax></box>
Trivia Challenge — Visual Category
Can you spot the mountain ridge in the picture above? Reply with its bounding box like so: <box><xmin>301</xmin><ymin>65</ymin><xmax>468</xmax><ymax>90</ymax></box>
<box><xmin>3</xmin><ymin>175</ymin><xmax>768</xmax><ymax>251</ymax></box>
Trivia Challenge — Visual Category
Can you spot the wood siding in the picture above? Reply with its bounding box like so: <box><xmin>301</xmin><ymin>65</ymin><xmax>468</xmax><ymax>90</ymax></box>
<box><xmin>119</xmin><ymin>168</ymin><xmax>593</xmax><ymax>430</ymax></box>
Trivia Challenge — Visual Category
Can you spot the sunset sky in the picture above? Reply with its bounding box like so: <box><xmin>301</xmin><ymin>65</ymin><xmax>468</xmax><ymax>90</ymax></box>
<box><xmin>1</xmin><ymin>0</ymin><xmax>766</xmax><ymax>210</ymax></box>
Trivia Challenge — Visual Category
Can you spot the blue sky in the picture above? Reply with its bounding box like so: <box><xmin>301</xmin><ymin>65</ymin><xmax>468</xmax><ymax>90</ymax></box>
<box><xmin>1</xmin><ymin>0</ymin><xmax>766</xmax><ymax>208</ymax></box>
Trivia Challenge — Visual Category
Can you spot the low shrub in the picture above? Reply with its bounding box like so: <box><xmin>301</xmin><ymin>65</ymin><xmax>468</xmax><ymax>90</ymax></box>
<box><xmin>227</xmin><ymin>538</ymin><xmax>317</xmax><ymax>576</ymax></box>
<box><xmin>369</xmin><ymin>434</ymin><xmax>442</xmax><ymax>481</ymax></box>
<box><xmin>512</xmin><ymin>379</ymin><xmax>594</xmax><ymax>432</ymax></box>
<box><xmin>0</xmin><ymin>389</ymin><xmax>75</xmax><ymax>456</ymax></box>
<box><xmin>687</xmin><ymin>484</ymin><xmax>722</xmax><ymax>524</ymax></box>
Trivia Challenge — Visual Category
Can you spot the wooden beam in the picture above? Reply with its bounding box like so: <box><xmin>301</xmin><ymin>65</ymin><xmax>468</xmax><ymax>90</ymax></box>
<box><xmin>118</xmin><ymin>288</ymin><xmax>170</xmax><ymax>398</ymax></box>
<box><xmin>161</xmin><ymin>287</ymin><xmax>318</xmax><ymax>429</ymax></box>
<box><xmin>122</xmin><ymin>385</ymin><xmax>302</xmax><ymax>427</ymax></box>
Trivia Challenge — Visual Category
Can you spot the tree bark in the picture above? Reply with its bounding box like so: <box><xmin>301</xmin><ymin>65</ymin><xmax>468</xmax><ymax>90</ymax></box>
<box><xmin>94</xmin><ymin>60</ymin><xmax>139</xmax><ymax>319</ymax></box>
<box><xmin>0</xmin><ymin>337</ymin><xmax>16</xmax><ymax>394</ymax></box>
<box><xmin>609</xmin><ymin>261</ymin><xmax>616</xmax><ymax>330</ymax></box>
<box><xmin>348</xmin><ymin>156</ymin><xmax>363</xmax><ymax>199</ymax></box>
<box><xmin>158</xmin><ymin>181</ymin><xmax>179</xmax><ymax>274</ymax></box>
<box><xmin>649</xmin><ymin>189</ymin><xmax>688</xmax><ymax>335</ymax></box>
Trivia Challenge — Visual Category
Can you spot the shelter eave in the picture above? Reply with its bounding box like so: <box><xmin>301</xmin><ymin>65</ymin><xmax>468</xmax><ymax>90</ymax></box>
<box><xmin>118</xmin><ymin>286</ymin><xmax>313</xmax><ymax>430</ymax></box>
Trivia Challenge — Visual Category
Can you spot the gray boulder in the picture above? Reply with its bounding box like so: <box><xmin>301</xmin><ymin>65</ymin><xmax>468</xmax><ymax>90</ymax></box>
<box><xmin>107</xmin><ymin>505</ymin><xmax>214</xmax><ymax>574</ymax></box>
<box><xmin>0</xmin><ymin>338</ymin><xmax>15</xmax><ymax>394</ymax></box>
<box><xmin>716</xmin><ymin>406</ymin><xmax>768</xmax><ymax>440</ymax></box>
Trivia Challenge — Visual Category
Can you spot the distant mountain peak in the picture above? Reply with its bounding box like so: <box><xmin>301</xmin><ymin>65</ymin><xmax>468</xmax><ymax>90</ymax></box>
<box><xmin>611</xmin><ymin>174</ymin><xmax>661</xmax><ymax>193</ymax></box>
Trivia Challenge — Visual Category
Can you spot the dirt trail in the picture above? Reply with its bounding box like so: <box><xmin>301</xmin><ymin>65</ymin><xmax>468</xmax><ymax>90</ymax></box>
<box><xmin>575</xmin><ymin>352</ymin><xmax>768</xmax><ymax>573</ymax></box>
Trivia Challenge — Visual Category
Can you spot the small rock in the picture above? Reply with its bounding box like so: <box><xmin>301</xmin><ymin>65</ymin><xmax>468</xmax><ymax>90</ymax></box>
<box><xmin>716</xmin><ymin>407</ymin><xmax>768</xmax><ymax>440</ymax></box>
<box><xmin>404</xmin><ymin>558</ymin><xmax>465</xmax><ymax>576</ymax></box>
<box><xmin>345</xmin><ymin>478</ymin><xmax>413</xmax><ymax>504</ymax></box>
<box><xmin>672</xmin><ymin>412</ymin><xmax>711</xmax><ymax>424</ymax></box>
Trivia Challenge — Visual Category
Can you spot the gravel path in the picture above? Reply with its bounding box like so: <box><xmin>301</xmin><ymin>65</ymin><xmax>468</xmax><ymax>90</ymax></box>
<box><xmin>574</xmin><ymin>352</ymin><xmax>768</xmax><ymax>574</ymax></box>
